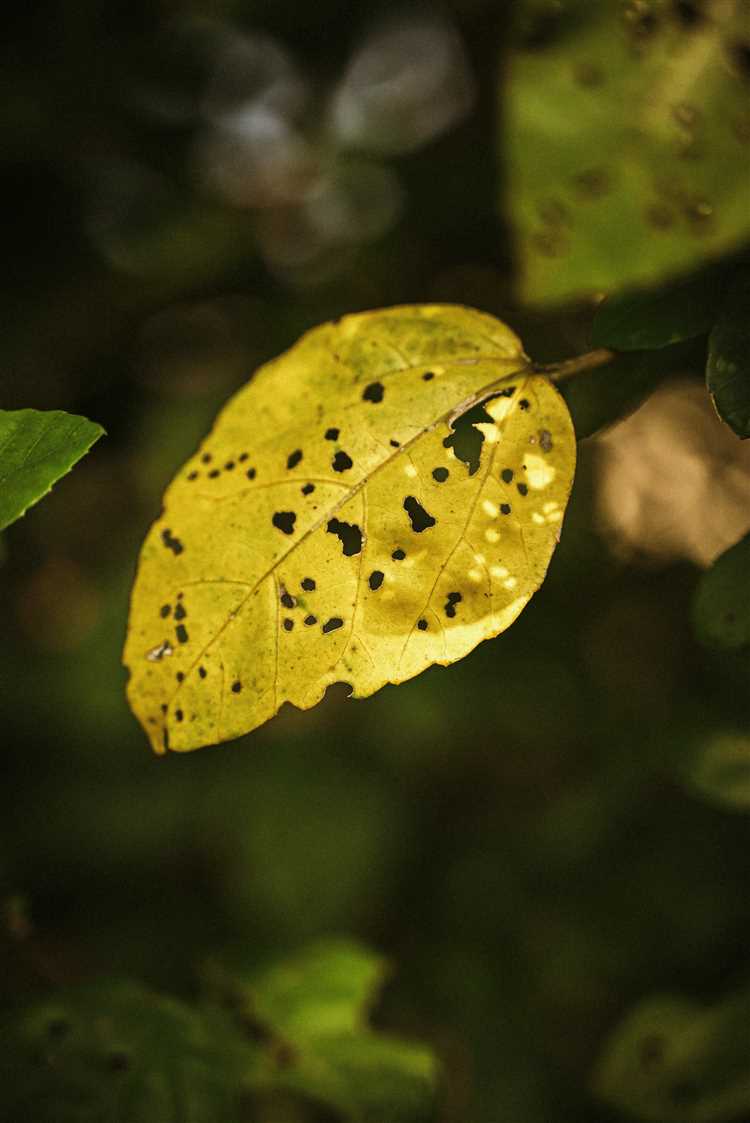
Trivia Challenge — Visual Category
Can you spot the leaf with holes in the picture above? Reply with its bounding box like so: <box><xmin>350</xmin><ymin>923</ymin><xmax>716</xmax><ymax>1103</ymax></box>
<box><xmin>123</xmin><ymin>305</ymin><xmax>576</xmax><ymax>752</ymax></box>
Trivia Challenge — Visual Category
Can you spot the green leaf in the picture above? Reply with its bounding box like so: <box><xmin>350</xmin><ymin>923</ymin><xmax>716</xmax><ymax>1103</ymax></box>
<box><xmin>0</xmin><ymin>979</ymin><xmax>248</xmax><ymax>1123</ymax></box>
<box><xmin>505</xmin><ymin>2</ymin><xmax>750</xmax><ymax>305</ymax></box>
<box><xmin>591</xmin><ymin>266</ymin><xmax>728</xmax><ymax>351</ymax></box>
<box><xmin>593</xmin><ymin>984</ymin><xmax>750</xmax><ymax>1122</ymax></box>
<box><xmin>234</xmin><ymin>940</ymin><xmax>387</xmax><ymax>1041</ymax></box>
<box><xmin>685</xmin><ymin>731</ymin><xmax>750</xmax><ymax>811</ymax></box>
<box><xmin>707</xmin><ymin>270</ymin><xmax>750</xmax><ymax>437</ymax></box>
<box><xmin>0</xmin><ymin>409</ymin><xmax>105</xmax><ymax>531</ymax></box>
<box><xmin>692</xmin><ymin>532</ymin><xmax>750</xmax><ymax>650</ymax></box>
<box><xmin>209</xmin><ymin>940</ymin><xmax>437</xmax><ymax>1122</ymax></box>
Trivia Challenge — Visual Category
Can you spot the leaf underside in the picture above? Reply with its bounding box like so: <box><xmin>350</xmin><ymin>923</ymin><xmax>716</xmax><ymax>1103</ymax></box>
<box><xmin>123</xmin><ymin>305</ymin><xmax>576</xmax><ymax>753</ymax></box>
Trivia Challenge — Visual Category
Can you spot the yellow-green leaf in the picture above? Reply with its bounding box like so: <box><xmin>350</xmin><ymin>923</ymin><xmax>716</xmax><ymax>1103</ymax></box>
<box><xmin>123</xmin><ymin>305</ymin><xmax>575</xmax><ymax>753</ymax></box>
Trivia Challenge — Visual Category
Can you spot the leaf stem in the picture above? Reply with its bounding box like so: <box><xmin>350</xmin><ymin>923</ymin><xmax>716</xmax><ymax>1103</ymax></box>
<box><xmin>532</xmin><ymin>348</ymin><xmax>615</xmax><ymax>384</ymax></box>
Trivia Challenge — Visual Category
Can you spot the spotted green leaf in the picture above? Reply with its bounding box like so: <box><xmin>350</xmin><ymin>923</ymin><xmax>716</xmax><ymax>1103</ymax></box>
<box><xmin>0</xmin><ymin>980</ymin><xmax>247</xmax><ymax>1123</ymax></box>
<box><xmin>506</xmin><ymin>1</ymin><xmax>750</xmax><ymax>305</ymax></box>
<box><xmin>0</xmin><ymin>409</ymin><xmax>104</xmax><ymax>531</ymax></box>
<box><xmin>707</xmin><ymin>270</ymin><xmax>750</xmax><ymax>437</ymax></box>
<box><xmin>124</xmin><ymin>305</ymin><xmax>576</xmax><ymax>752</ymax></box>
<box><xmin>593</xmin><ymin>984</ymin><xmax>750</xmax><ymax>1122</ymax></box>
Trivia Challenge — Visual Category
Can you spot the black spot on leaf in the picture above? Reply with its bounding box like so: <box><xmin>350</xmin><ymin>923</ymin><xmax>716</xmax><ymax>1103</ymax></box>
<box><xmin>404</xmin><ymin>496</ymin><xmax>436</xmax><ymax>532</ymax></box>
<box><xmin>327</xmin><ymin>518</ymin><xmax>363</xmax><ymax>555</ymax></box>
<box><xmin>176</xmin><ymin>624</ymin><xmax>189</xmax><ymax>644</ymax></box>
<box><xmin>444</xmin><ymin>592</ymin><xmax>462</xmax><ymax>618</ymax></box>
<box><xmin>325</xmin><ymin>427</ymin><xmax>340</xmax><ymax>441</ymax></box>
<box><xmin>500</xmin><ymin>503</ymin><xmax>511</xmax><ymax>515</ymax></box>
<box><xmin>517</xmin><ymin>482</ymin><xmax>528</xmax><ymax>496</ymax></box>
<box><xmin>332</xmin><ymin>450</ymin><xmax>353</xmax><ymax>472</ymax></box>
<box><xmin>539</xmin><ymin>429</ymin><xmax>553</xmax><ymax>452</ymax></box>
<box><xmin>239</xmin><ymin>453</ymin><xmax>249</xmax><ymax>462</ymax></box>
<box><xmin>422</xmin><ymin>371</ymin><xmax>434</xmax><ymax>381</ymax></box>
<box><xmin>287</xmin><ymin>449</ymin><xmax>303</xmax><ymax>469</ymax></box>
<box><xmin>432</xmin><ymin>467</ymin><xmax>449</xmax><ymax>482</ymax></box>
<box><xmin>246</xmin><ymin>467</ymin><xmax>257</xmax><ymax>480</ymax></box>
<box><xmin>369</xmin><ymin>570</ymin><xmax>384</xmax><ymax>590</ymax></box>
<box><xmin>273</xmin><ymin>511</ymin><xmax>297</xmax><ymax>535</ymax></box>
<box><xmin>498</xmin><ymin>386</ymin><xmax>515</xmax><ymax>397</ymax></box>
<box><xmin>231</xmin><ymin>681</ymin><xmax>242</xmax><ymax>694</ymax></box>
<box><xmin>322</xmin><ymin>617</ymin><xmax>344</xmax><ymax>633</ymax></box>
<box><xmin>519</xmin><ymin>399</ymin><xmax>530</xmax><ymax>411</ymax></box>
<box><xmin>174</xmin><ymin>603</ymin><xmax>187</xmax><ymax>621</ymax></box>
<box><xmin>187</xmin><ymin>471</ymin><xmax>198</xmax><ymax>481</ymax></box>
<box><xmin>201</xmin><ymin>453</ymin><xmax>212</xmax><ymax>464</ymax></box>
<box><xmin>363</xmin><ymin>381</ymin><xmax>385</xmax><ymax>403</ymax></box>
<box><xmin>175</xmin><ymin>709</ymin><xmax>184</xmax><ymax>722</ymax></box>
<box><xmin>443</xmin><ymin>403</ymin><xmax>495</xmax><ymax>476</ymax></box>
<box><xmin>198</xmin><ymin>666</ymin><xmax>207</xmax><ymax>679</ymax></box>
<box><xmin>392</xmin><ymin>548</ymin><xmax>406</xmax><ymax>560</ymax></box>
<box><xmin>176</xmin><ymin>671</ymin><xmax>184</xmax><ymax>683</ymax></box>
<box><xmin>161</xmin><ymin>528</ymin><xmax>184</xmax><ymax>555</ymax></box>
<box><xmin>301</xmin><ymin>577</ymin><xmax>316</xmax><ymax>591</ymax></box>
<box><xmin>501</xmin><ymin>468</ymin><xmax>514</xmax><ymax>483</ymax></box>
<box><xmin>283</xmin><ymin>618</ymin><xmax>294</xmax><ymax>631</ymax></box>
<box><xmin>225</xmin><ymin>460</ymin><xmax>235</xmax><ymax>470</ymax></box>
<box><xmin>417</xmin><ymin>618</ymin><xmax>428</xmax><ymax>630</ymax></box>
<box><xmin>160</xmin><ymin>604</ymin><xmax>171</xmax><ymax>618</ymax></box>
<box><xmin>280</xmin><ymin>590</ymin><xmax>296</xmax><ymax>608</ymax></box>
<box><xmin>304</xmin><ymin>614</ymin><xmax>317</xmax><ymax>625</ymax></box>
<box><xmin>390</xmin><ymin>439</ymin><xmax>400</xmax><ymax>448</ymax></box>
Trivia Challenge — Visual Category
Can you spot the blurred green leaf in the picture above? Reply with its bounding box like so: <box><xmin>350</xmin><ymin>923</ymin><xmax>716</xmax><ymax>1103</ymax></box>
<box><xmin>686</xmin><ymin>731</ymin><xmax>750</xmax><ymax>811</ymax></box>
<box><xmin>505</xmin><ymin>2</ymin><xmax>750</xmax><ymax>304</ymax></box>
<box><xmin>235</xmin><ymin>941</ymin><xmax>387</xmax><ymax>1041</ymax></box>
<box><xmin>707</xmin><ymin>270</ymin><xmax>750</xmax><ymax>437</ymax></box>
<box><xmin>593</xmin><ymin>984</ymin><xmax>750</xmax><ymax>1122</ymax></box>
<box><xmin>210</xmin><ymin>940</ymin><xmax>437</xmax><ymax>1122</ymax></box>
<box><xmin>0</xmin><ymin>979</ymin><xmax>248</xmax><ymax>1123</ymax></box>
<box><xmin>591</xmin><ymin>266</ymin><xmax>728</xmax><ymax>351</ymax></box>
<box><xmin>0</xmin><ymin>409</ymin><xmax>104</xmax><ymax>531</ymax></box>
<box><xmin>693</xmin><ymin>532</ymin><xmax>750</xmax><ymax>650</ymax></box>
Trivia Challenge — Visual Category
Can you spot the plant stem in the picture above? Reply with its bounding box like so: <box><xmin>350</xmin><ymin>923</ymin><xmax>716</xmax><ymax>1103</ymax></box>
<box><xmin>533</xmin><ymin>348</ymin><xmax>615</xmax><ymax>384</ymax></box>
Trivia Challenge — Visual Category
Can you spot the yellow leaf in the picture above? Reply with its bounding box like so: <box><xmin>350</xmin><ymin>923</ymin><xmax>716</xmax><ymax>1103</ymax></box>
<box><xmin>123</xmin><ymin>305</ymin><xmax>575</xmax><ymax>753</ymax></box>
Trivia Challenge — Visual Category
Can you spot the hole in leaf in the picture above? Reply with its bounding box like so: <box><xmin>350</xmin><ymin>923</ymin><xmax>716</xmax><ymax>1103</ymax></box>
<box><xmin>444</xmin><ymin>591</ymin><xmax>462</xmax><ymax>618</ymax></box>
<box><xmin>272</xmin><ymin>511</ymin><xmax>297</xmax><ymax>535</ymax></box>
<box><xmin>404</xmin><ymin>496</ymin><xmax>436</xmax><ymax>532</ymax></box>
<box><xmin>362</xmin><ymin>381</ymin><xmax>385</xmax><ymax>403</ymax></box>
<box><xmin>443</xmin><ymin>404</ymin><xmax>495</xmax><ymax>475</ymax></box>
<box><xmin>322</xmin><ymin>617</ymin><xmax>344</xmax><ymax>633</ymax></box>
<box><xmin>327</xmin><ymin>518</ymin><xmax>363</xmax><ymax>555</ymax></box>
<box><xmin>332</xmin><ymin>451</ymin><xmax>353</xmax><ymax>472</ymax></box>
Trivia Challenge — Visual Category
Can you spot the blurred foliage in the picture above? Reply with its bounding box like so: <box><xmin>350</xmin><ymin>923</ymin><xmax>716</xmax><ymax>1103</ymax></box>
<box><xmin>506</xmin><ymin>0</ymin><xmax>750</xmax><ymax>304</ymax></box>
<box><xmin>0</xmin><ymin>410</ymin><xmax>104</xmax><ymax>531</ymax></box>
<box><xmin>3</xmin><ymin>0</ymin><xmax>750</xmax><ymax>1120</ymax></box>
<box><xmin>707</xmin><ymin>269</ymin><xmax>750</xmax><ymax>437</ymax></box>
<box><xmin>1</xmin><ymin>942</ymin><xmax>432</xmax><ymax>1121</ymax></box>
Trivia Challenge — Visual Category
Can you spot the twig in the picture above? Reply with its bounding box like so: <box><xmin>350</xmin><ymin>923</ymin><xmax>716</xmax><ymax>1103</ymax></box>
<box><xmin>532</xmin><ymin>348</ymin><xmax>615</xmax><ymax>384</ymax></box>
